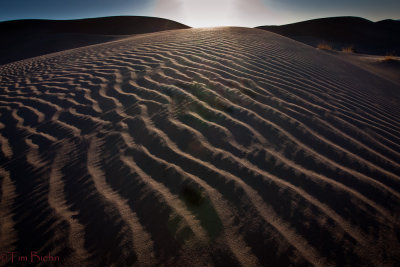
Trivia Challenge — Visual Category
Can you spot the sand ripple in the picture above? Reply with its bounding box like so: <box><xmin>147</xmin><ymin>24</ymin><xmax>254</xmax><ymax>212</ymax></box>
<box><xmin>0</xmin><ymin>27</ymin><xmax>400</xmax><ymax>266</ymax></box>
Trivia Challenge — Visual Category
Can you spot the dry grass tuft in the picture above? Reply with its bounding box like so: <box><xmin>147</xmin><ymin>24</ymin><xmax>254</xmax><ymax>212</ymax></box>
<box><xmin>317</xmin><ymin>43</ymin><xmax>333</xmax><ymax>50</ymax></box>
<box><xmin>383</xmin><ymin>53</ymin><xmax>396</xmax><ymax>62</ymax></box>
<box><xmin>342</xmin><ymin>46</ymin><xmax>355</xmax><ymax>53</ymax></box>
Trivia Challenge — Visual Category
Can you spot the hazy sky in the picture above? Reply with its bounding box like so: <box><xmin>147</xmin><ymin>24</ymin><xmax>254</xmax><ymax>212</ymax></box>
<box><xmin>1</xmin><ymin>0</ymin><xmax>399</xmax><ymax>27</ymax></box>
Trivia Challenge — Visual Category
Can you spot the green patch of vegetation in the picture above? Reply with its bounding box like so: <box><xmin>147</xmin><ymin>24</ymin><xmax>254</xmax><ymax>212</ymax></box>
<box><xmin>180</xmin><ymin>185</ymin><xmax>223</xmax><ymax>240</ymax></box>
<box><xmin>181</xmin><ymin>185</ymin><xmax>205</xmax><ymax>206</ymax></box>
<box><xmin>186</xmin><ymin>82</ymin><xmax>235</xmax><ymax>114</ymax></box>
<box><xmin>167</xmin><ymin>215</ymin><xmax>195</xmax><ymax>244</ymax></box>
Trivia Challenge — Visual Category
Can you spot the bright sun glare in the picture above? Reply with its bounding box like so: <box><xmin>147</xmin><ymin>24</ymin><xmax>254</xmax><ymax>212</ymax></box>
<box><xmin>154</xmin><ymin>0</ymin><xmax>273</xmax><ymax>28</ymax></box>
<box><xmin>179</xmin><ymin>0</ymin><xmax>236</xmax><ymax>27</ymax></box>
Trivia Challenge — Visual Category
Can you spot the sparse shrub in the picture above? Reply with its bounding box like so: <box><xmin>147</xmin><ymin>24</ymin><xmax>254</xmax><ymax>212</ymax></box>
<box><xmin>317</xmin><ymin>43</ymin><xmax>333</xmax><ymax>50</ymax></box>
<box><xmin>383</xmin><ymin>52</ymin><xmax>397</xmax><ymax>62</ymax></box>
<box><xmin>341</xmin><ymin>46</ymin><xmax>356</xmax><ymax>53</ymax></box>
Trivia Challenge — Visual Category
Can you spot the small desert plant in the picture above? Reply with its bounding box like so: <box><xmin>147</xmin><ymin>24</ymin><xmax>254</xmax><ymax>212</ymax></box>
<box><xmin>342</xmin><ymin>46</ymin><xmax>356</xmax><ymax>53</ymax></box>
<box><xmin>383</xmin><ymin>52</ymin><xmax>397</xmax><ymax>62</ymax></box>
<box><xmin>317</xmin><ymin>43</ymin><xmax>333</xmax><ymax>50</ymax></box>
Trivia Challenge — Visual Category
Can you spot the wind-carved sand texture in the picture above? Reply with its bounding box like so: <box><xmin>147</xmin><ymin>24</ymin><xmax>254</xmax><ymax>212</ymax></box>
<box><xmin>0</xmin><ymin>27</ymin><xmax>400</xmax><ymax>266</ymax></box>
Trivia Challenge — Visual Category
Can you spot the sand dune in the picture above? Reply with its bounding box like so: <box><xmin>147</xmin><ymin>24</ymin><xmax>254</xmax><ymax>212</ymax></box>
<box><xmin>0</xmin><ymin>27</ymin><xmax>400</xmax><ymax>266</ymax></box>
<box><xmin>0</xmin><ymin>16</ymin><xmax>190</xmax><ymax>65</ymax></box>
<box><xmin>334</xmin><ymin>53</ymin><xmax>400</xmax><ymax>86</ymax></box>
<box><xmin>256</xmin><ymin>17</ymin><xmax>400</xmax><ymax>56</ymax></box>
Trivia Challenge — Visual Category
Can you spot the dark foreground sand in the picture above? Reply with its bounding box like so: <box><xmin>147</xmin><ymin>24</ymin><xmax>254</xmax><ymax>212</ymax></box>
<box><xmin>0</xmin><ymin>27</ymin><xmax>400</xmax><ymax>266</ymax></box>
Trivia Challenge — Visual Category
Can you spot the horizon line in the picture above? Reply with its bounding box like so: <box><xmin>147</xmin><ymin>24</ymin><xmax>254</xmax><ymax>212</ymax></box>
<box><xmin>0</xmin><ymin>14</ymin><xmax>399</xmax><ymax>27</ymax></box>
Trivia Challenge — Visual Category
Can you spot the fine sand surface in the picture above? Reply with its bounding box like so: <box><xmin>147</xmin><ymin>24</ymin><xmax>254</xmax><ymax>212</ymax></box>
<box><xmin>335</xmin><ymin>53</ymin><xmax>400</xmax><ymax>86</ymax></box>
<box><xmin>256</xmin><ymin>17</ymin><xmax>400</xmax><ymax>56</ymax></box>
<box><xmin>1</xmin><ymin>27</ymin><xmax>400</xmax><ymax>266</ymax></box>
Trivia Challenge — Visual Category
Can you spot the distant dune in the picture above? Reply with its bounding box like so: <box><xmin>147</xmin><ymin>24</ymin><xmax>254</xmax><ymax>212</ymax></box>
<box><xmin>0</xmin><ymin>16</ymin><xmax>190</xmax><ymax>65</ymax></box>
<box><xmin>1</xmin><ymin>27</ymin><xmax>400</xmax><ymax>266</ymax></box>
<box><xmin>256</xmin><ymin>17</ymin><xmax>400</xmax><ymax>55</ymax></box>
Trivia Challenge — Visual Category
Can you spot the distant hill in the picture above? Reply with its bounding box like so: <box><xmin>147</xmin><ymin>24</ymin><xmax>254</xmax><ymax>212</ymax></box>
<box><xmin>256</xmin><ymin>17</ymin><xmax>400</xmax><ymax>55</ymax></box>
<box><xmin>0</xmin><ymin>16</ymin><xmax>190</xmax><ymax>65</ymax></box>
